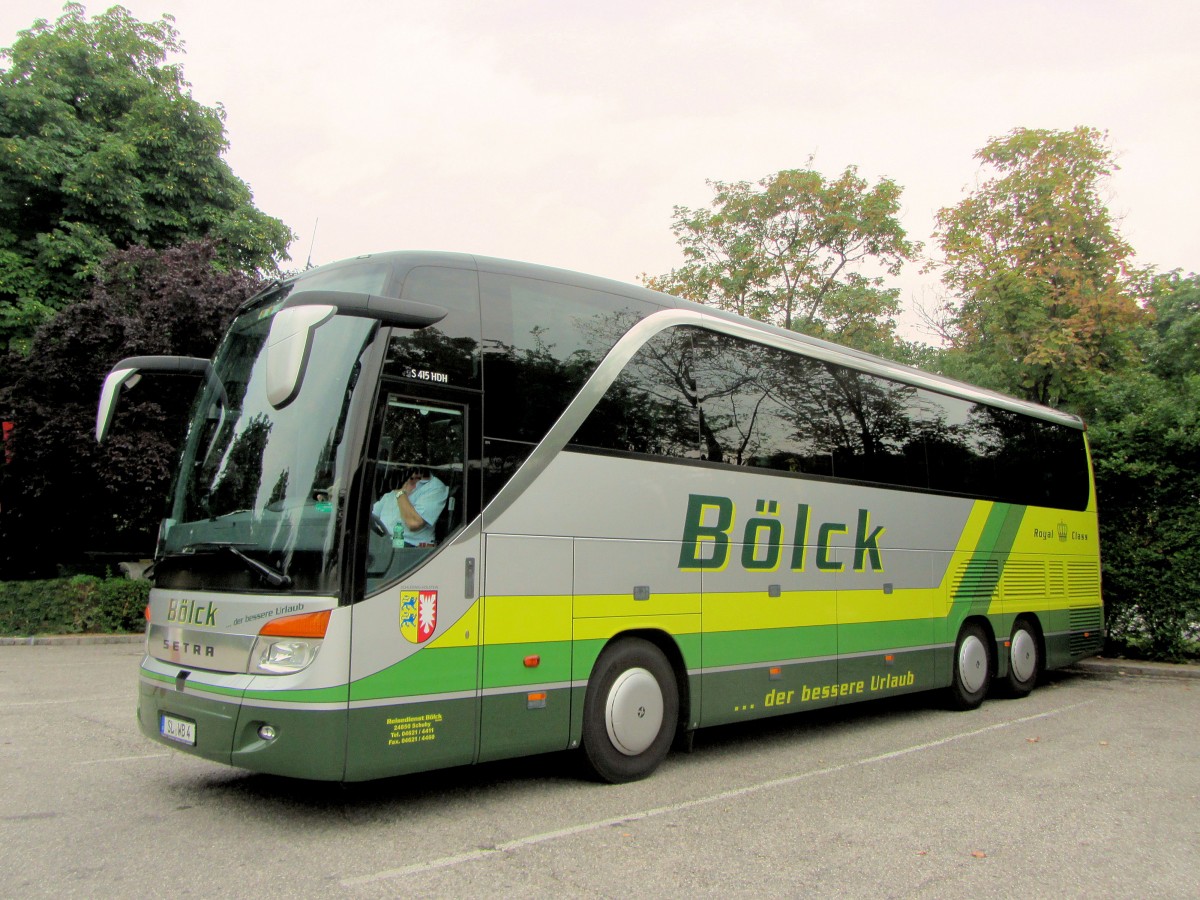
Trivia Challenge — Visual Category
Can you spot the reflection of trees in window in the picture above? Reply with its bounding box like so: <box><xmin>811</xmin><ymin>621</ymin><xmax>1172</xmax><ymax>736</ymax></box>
<box><xmin>567</xmin><ymin>322</ymin><xmax>1088</xmax><ymax>509</ymax></box>
<box><xmin>484</xmin><ymin>295</ymin><xmax>650</xmax><ymax>445</ymax></box>
<box><xmin>385</xmin><ymin>328</ymin><xmax>480</xmax><ymax>387</ymax></box>
<box><xmin>268</xmin><ymin>469</ymin><xmax>289</xmax><ymax>507</ymax></box>
<box><xmin>386</xmin><ymin>264</ymin><xmax>482</xmax><ymax>387</ymax></box>
<box><xmin>377</xmin><ymin>404</ymin><xmax>462</xmax><ymax>474</ymax></box>
<box><xmin>687</xmin><ymin>331</ymin><xmax>921</xmax><ymax>483</ymax></box>
<box><xmin>812</xmin><ymin>365</ymin><xmax>923</xmax><ymax>485</ymax></box>
<box><xmin>207</xmin><ymin>414</ymin><xmax>272</xmax><ymax>514</ymax></box>
<box><xmin>573</xmin><ymin>328</ymin><xmax>699</xmax><ymax>457</ymax></box>
<box><xmin>691</xmin><ymin>332</ymin><xmax>781</xmax><ymax>466</ymax></box>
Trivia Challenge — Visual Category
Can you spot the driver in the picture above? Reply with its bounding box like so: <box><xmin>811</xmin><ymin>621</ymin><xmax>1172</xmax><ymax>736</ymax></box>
<box><xmin>373</xmin><ymin>467</ymin><xmax>449</xmax><ymax>547</ymax></box>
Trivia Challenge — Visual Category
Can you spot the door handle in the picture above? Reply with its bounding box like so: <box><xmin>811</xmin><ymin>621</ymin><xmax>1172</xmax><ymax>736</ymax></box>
<box><xmin>465</xmin><ymin>557</ymin><xmax>476</xmax><ymax>600</ymax></box>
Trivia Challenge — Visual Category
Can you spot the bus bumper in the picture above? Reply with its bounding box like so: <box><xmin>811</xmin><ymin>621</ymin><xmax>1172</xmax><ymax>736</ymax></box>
<box><xmin>138</xmin><ymin>672</ymin><xmax>348</xmax><ymax>781</ymax></box>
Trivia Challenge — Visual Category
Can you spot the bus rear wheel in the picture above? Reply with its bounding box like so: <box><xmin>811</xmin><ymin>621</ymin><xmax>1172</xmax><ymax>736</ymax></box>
<box><xmin>1005</xmin><ymin>617</ymin><xmax>1040</xmax><ymax>697</ymax></box>
<box><xmin>582</xmin><ymin>638</ymin><xmax>678</xmax><ymax>783</ymax></box>
<box><xmin>947</xmin><ymin>621</ymin><xmax>991</xmax><ymax>710</ymax></box>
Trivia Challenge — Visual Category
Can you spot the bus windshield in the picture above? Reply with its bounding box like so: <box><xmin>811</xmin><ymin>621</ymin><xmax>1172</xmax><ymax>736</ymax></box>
<box><xmin>154</xmin><ymin>304</ymin><xmax>377</xmax><ymax>594</ymax></box>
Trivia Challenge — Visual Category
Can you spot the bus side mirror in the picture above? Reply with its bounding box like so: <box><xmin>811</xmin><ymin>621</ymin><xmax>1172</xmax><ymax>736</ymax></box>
<box><xmin>95</xmin><ymin>356</ymin><xmax>216</xmax><ymax>442</ymax></box>
<box><xmin>265</xmin><ymin>304</ymin><xmax>337</xmax><ymax>409</ymax></box>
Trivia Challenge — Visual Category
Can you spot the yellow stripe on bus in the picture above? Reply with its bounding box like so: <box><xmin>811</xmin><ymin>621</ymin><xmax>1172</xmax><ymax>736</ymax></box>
<box><xmin>572</xmin><ymin>613</ymin><xmax>701</xmax><ymax>642</ymax></box>
<box><xmin>836</xmin><ymin>587</ymin><xmax>943</xmax><ymax>625</ymax></box>
<box><xmin>482</xmin><ymin>595</ymin><xmax>572</xmax><ymax>644</ymax></box>
<box><xmin>702</xmin><ymin>590</ymin><xmax>836</xmax><ymax>631</ymax></box>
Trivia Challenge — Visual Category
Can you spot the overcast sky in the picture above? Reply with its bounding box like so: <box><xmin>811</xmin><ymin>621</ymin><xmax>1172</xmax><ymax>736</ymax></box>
<box><xmin>3</xmin><ymin>1</ymin><xmax>1198</xmax><ymax>337</ymax></box>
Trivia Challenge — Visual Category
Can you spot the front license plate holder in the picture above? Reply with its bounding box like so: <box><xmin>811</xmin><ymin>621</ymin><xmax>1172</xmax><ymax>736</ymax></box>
<box><xmin>160</xmin><ymin>713</ymin><xmax>196</xmax><ymax>746</ymax></box>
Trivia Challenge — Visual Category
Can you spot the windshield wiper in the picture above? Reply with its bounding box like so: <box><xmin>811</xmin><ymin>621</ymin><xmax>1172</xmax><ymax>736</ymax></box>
<box><xmin>178</xmin><ymin>542</ymin><xmax>292</xmax><ymax>588</ymax></box>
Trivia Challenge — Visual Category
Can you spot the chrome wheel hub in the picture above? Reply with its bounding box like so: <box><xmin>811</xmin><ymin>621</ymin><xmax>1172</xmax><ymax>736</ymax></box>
<box><xmin>605</xmin><ymin>667</ymin><xmax>664</xmax><ymax>756</ymax></box>
<box><xmin>958</xmin><ymin>634</ymin><xmax>988</xmax><ymax>694</ymax></box>
<box><xmin>1010</xmin><ymin>629</ymin><xmax>1037</xmax><ymax>683</ymax></box>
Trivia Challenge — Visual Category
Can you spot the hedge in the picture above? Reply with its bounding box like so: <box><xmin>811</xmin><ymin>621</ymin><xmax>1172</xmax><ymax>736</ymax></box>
<box><xmin>0</xmin><ymin>575</ymin><xmax>148</xmax><ymax>636</ymax></box>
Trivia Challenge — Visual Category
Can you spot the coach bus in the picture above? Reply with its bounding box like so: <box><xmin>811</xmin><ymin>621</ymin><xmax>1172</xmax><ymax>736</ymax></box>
<box><xmin>95</xmin><ymin>251</ymin><xmax>1103</xmax><ymax>783</ymax></box>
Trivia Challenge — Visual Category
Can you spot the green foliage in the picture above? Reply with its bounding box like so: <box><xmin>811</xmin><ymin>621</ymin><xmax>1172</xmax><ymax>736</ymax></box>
<box><xmin>931</xmin><ymin>127</ymin><xmax>1146</xmax><ymax>409</ymax></box>
<box><xmin>652</xmin><ymin>166</ymin><xmax>920</xmax><ymax>357</ymax></box>
<box><xmin>1145</xmin><ymin>270</ymin><xmax>1200</xmax><ymax>381</ymax></box>
<box><xmin>0</xmin><ymin>573</ymin><xmax>148</xmax><ymax>634</ymax></box>
<box><xmin>0</xmin><ymin>3</ymin><xmax>294</xmax><ymax>350</ymax></box>
<box><xmin>1088</xmin><ymin>370</ymin><xmax>1200</xmax><ymax>660</ymax></box>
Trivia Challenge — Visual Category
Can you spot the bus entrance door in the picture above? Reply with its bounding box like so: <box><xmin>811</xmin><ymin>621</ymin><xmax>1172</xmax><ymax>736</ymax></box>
<box><xmin>344</xmin><ymin>396</ymin><xmax>481</xmax><ymax>780</ymax></box>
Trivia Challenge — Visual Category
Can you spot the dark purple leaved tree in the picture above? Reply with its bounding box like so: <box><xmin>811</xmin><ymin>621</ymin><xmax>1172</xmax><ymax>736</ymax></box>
<box><xmin>0</xmin><ymin>241</ymin><xmax>263</xmax><ymax>577</ymax></box>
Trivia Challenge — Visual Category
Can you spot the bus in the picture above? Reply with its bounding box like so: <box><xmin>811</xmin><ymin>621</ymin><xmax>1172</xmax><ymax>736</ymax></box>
<box><xmin>96</xmin><ymin>251</ymin><xmax>1103</xmax><ymax>783</ymax></box>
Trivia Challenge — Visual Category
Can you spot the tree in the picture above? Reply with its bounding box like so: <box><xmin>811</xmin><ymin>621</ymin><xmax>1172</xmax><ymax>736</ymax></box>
<box><xmin>0</xmin><ymin>3</ymin><xmax>293</xmax><ymax>350</ymax></box>
<box><xmin>1144</xmin><ymin>270</ymin><xmax>1200</xmax><ymax>382</ymax></box>
<box><xmin>0</xmin><ymin>241</ymin><xmax>261</xmax><ymax>578</ymax></box>
<box><xmin>930</xmin><ymin>127</ymin><xmax>1146</xmax><ymax>409</ymax></box>
<box><xmin>1088</xmin><ymin>369</ymin><xmax>1200</xmax><ymax>660</ymax></box>
<box><xmin>650</xmin><ymin>167</ymin><xmax>920</xmax><ymax>356</ymax></box>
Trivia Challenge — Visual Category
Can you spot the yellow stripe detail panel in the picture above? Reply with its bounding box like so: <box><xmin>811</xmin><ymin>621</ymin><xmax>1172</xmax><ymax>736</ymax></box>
<box><xmin>836</xmin><ymin>588</ymin><xmax>942</xmax><ymax>625</ymax></box>
<box><xmin>424</xmin><ymin>600</ymin><xmax>481</xmax><ymax>649</ymax></box>
<box><xmin>572</xmin><ymin>613</ymin><xmax>701</xmax><ymax>642</ymax></box>
<box><xmin>703</xmin><ymin>590</ymin><xmax>836</xmax><ymax>632</ymax></box>
<box><xmin>483</xmin><ymin>595</ymin><xmax>573</xmax><ymax>644</ymax></box>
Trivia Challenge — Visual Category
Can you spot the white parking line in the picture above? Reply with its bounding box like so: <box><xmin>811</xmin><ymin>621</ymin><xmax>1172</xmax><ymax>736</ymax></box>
<box><xmin>0</xmin><ymin>696</ymin><xmax>127</xmax><ymax>708</ymax></box>
<box><xmin>75</xmin><ymin>753</ymin><xmax>172</xmax><ymax>765</ymax></box>
<box><xmin>342</xmin><ymin>701</ymin><xmax>1093</xmax><ymax>887</ymax></box>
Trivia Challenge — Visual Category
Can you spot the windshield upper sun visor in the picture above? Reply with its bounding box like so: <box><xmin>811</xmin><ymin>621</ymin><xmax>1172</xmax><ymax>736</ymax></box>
<box><xmin>281</xmin><ymin>289</ymin><xmax>449</xmax><ymax>330</ymax></box>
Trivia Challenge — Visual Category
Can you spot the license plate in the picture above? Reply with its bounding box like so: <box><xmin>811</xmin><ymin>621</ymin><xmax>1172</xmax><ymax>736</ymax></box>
<box><xmin>160</xmin><ymin>713</ymin><xmax>196</xmax><ymax>746</ymax></box>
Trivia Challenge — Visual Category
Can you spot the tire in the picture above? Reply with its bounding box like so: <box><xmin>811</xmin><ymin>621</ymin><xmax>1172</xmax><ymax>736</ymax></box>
<box><xmin>581</xmin><ymin>638</ymin><xmax>679</xmax><ymax>784</ymax></box>
<box><xmin>947</xmin><ymin>621</ymin><xmax>992</xmax><ymax>710</ymax></box>
<box><xmin>1005</xmin><ymin>617</ymin><xmax>1040</xmax><ymax>697</ymax></box>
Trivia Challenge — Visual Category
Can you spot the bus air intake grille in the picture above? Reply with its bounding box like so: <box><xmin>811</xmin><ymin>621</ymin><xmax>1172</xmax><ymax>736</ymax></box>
<box><xmin>1069</xmin><ymin>605</ymin><xmax>1104</xmax><ymax>657</ymax></box>
<box><xmin>1067</xmin><ymin>560</ymin><xmax>1101</xmax><ymax>600</ymax></box>
<box><xmin>1002</xmin><ymin>560</ymin><xmax>1046</xmax><ymax>600</ymax></box>
<box><xmin>951</xmin><ymin>560</ymin><xmax>1000</xmax><ymax>602</ymax></box>
<box><xmin>1047</xmin><ymin>560</ymin><xmax>1066</xmax><ymax>598</ymax></box>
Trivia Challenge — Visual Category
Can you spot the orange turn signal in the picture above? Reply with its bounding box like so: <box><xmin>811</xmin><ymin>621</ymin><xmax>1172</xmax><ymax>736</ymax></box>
<box><xmin>259</xmin><ymin>609</ymin><xmax>331</xmax><ymax>638</ymax></box>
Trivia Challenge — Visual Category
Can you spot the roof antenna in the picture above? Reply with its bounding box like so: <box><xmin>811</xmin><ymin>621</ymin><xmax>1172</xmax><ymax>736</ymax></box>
<box><xmin>304</xmin><ymin>218</ymin><xmax>319</xmax><ymax>270</ymax></box>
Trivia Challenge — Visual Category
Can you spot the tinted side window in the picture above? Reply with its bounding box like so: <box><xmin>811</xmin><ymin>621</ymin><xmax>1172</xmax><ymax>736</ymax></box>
<box><xmin>481</xmin><ymin>273</ymin><xmax>654</xmax><ymax>444</ymax></box>
<box><xmin>572</xmin><ymin>328</ymin><xmax>700</xmax><ymax>457</ymax></box>
<box><xmin>688</xmin><ymin>332</ymin><xmax>925</xmax><ymax>486</ymax></box>
<box><xmin>782</xmin><ymin>357</ymin><xmax>926</xmax><ymax>488</ymax></box>
<box><xmin>381</xmin><ymin>266</ymin><xmax>482</xmax><ymax>389</ymax></box>
<box><xmin>565</xmin><ymin>324</ymin><xmax>1090</xmax><ymax>511</ymax></box>
<box><xmin>918</xmin><ymin>392</ymin><xmax>1088</xmax><ymax>509</ymax></box>
<box><xmin>1037</xmin><ymin>421</ymin><xmax>1090</xmax><ymax>509</ymax></box>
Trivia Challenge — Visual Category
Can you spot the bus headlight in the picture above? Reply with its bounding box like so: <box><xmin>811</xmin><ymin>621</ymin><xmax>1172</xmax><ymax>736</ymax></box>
<box><xmin>249</xmin><ymin>609</ymin><xmax>331</xmax><ymax>675</ymax></box>
<box><xmin>250</xmin><ymin>637</ymin><xmax>322</xmax><ymax>674</ymax></box>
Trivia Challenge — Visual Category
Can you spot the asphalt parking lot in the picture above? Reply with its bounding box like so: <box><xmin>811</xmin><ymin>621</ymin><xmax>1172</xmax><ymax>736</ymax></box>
<box><xmin>1</xmin><ymin>642</ymin><xmax>1197</xmax><ymax>898</ymax></box>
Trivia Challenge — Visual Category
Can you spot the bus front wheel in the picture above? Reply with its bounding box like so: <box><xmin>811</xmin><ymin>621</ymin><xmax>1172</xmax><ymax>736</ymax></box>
<box><xmin>947</xmin><ymin>621</ymin><xmax>991</xmax><ymax>710</ymax></box>
<box><xmin>581</xmin><ymin>638</ymin><xmax>678</xmax><ymax>783</ymax></box>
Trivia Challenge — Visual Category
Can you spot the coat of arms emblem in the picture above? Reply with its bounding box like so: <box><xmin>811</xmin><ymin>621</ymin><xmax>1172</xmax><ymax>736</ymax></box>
<box><xmin>400</xmin><ymin>590</ymin><xmax>438</xmax><ymax>643</ymax></box>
